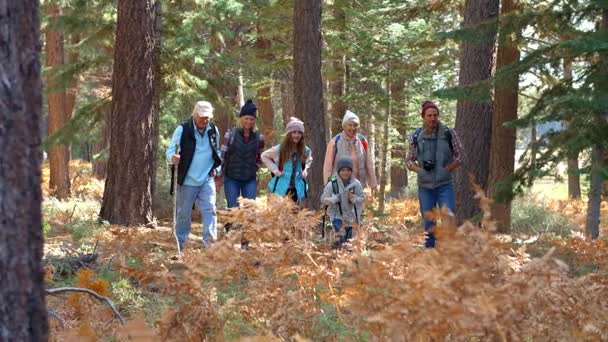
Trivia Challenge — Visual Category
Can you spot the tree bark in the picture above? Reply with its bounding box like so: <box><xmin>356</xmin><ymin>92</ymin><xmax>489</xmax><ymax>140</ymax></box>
<box><xmin>294</xmin><ymin>0</ymin><xmax>326</xmax><ymax>210</ymax></box>
<box><xmin>586</xmin><ymin>146</ymin><xmax>603</xmax><ymax>239</ymax></box>
<box><xmin>488</xmin><ymin>0</ymin><xmax>520</xmax><ymax>233</ymax></box>
<box><xmin>585</xmin><ymin>8</ymin><xmax>608</xmax><ymax>239</ymax></box>
<box><xmin>378</xmin><ymin>77</ymin><xmax>391</xmax><ymax>213</ymax></box>
<box><xmin>100</xmin><ymin>0</ymin><xmax>161</xmax><ymax>225</ymax></box>
<box><xmin>66</xmin><ymin>33</ymin><xmax>80</xmax><ymax>121</ymax></box>
<box><xmin>390</xmin><ymin>80</ymin><xmax>408</xmax><ymax>198</ymax></box>
<box><xmin>0</xmin><ymin>1</ymin><xmax>48</xmax><ymax>340</ymax></box>
<box><xmin>256</xmin><ymin>26</ymin><xmax>275</xmax><ymax>142</ymax></box>
<box><xmin>530</xmin><ymin>125</ymin><xmax>537</xmax><ymax>166</ymax></box>
<box><xmin>46</xmin><ymin>1</ymin><xmax>71</xmax><ymax>199</ymax></box>
<box><xmin>93</xmin><ymin>106</ymin><xmax>110</xmax><ymax>179</ymax></box>
<box><xmin>454</xmin><ymin>0</ymin><xmax>499</xmax><ymax>222</ymax></box>
<box><xmin>280</xmin><ymin>70</ymin><xmax>295</xmax><ymax>125</ymax></box>
<box><xmin>329</xmin><ymin>0</ymin><xmax>347</xmax><ymax>136</ymax></box>
<box><xmin>563</xmin><ymin>58</ymin><xmax>582</xmax><ymax>199</ymax></box>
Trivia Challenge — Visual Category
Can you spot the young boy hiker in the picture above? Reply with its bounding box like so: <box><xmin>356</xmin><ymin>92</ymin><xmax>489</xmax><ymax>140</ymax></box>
<box><xmin>321</xmin><ymin>157</ymin><xmax>365</xmax><ymax>250</ymax></box>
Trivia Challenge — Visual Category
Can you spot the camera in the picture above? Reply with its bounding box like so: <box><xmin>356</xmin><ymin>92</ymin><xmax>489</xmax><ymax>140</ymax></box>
<box><xmin>422</xmin><ymin>160</ymin><xmax>435</xmax><ymax>171</ymax></box>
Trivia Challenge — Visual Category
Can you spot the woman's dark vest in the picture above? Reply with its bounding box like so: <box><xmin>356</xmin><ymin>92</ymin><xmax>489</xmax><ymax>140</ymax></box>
<box><xmin>177</xmin><ymin>120</ymin><xmax>221</xmax><ymax>185</ymax></box>
<box><xmin>223</xmin><ymin>128</ymin><xmax>260</xmax><ymax>181</ymax></box>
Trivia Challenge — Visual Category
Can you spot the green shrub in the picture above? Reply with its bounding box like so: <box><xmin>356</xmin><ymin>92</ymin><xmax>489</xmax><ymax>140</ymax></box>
<box><xmin>70</xmin><ymin>219</ymin><xmax>102</xmax><ymax>242</ymax></box>
<box><xmin>112</xmin><ymin>278</ymin><xmax>148</xmax><ymax>314</ymax></box>
<box><xmin>511</xmin><ymin>197</ymin><xmax>578</xmax><ymax>237</ymax></box>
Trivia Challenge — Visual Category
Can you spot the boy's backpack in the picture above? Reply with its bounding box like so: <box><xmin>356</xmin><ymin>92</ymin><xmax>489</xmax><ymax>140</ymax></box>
<box><xmin>332</xmin><ymin>133</ymin><xmax>368</xmax><ymax>167</ymax></box>
<box><xmin>410</xmin><ymin>126</ymin><xmax>454</xmax><ymax>152</ymax></box>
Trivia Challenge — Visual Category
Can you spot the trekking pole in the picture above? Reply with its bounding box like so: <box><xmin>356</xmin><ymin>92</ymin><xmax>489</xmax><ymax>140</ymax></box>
<box><xmin>172</xmin><ymin>144</ymin><xmax>181</xmax><ymax>259</ymax></box>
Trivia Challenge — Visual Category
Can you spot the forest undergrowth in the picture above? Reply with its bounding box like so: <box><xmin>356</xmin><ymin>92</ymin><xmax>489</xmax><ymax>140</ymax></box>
<box><xmin>43</xmin><ymin>162</ymin><xmax>608</xmax><ymax>341</ymax></box>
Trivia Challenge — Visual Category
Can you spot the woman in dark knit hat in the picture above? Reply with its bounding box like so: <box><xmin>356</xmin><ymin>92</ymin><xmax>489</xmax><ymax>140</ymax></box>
<box><xmin>219</xmin><ymin>99</ymin><xmax>265</xmax><ymax>208</ymax></box>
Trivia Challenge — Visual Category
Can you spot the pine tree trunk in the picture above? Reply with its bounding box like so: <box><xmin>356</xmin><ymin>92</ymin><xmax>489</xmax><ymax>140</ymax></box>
<box><xmin>364</xmin><ymin>110</ymin><xmax>378</xmax><ymax>182</ymax></box>
<box><xmin>390</xmin><ymin>80</ymin><xmax>408</xmax><ymax>198</ymax></box>
<box><xmin>586</xmin><ymin>146</ymin><xmax>603</xmax><ymax>239</ymax></box>
<box><xmin>378</xmin><ymin>78</ymin><xmax>391</xmax><ymax>213</ymax></box>
<box><xmin>488</xmin><ymin>0</ymin><xmax>520</xmax><ymax>233</ymax></box>
<box><xmin>563</xmin><ymin>58</ymin><xmax>582</xmax><ymax>199</ymax></box>
<box><xmin>294</xmin><ymin>0</ymin><xmax>326</xmax><ymax>210</ymax></box>
<box><xmin>256</xmin><ymin>26</ymin><xmax>275</xmax><ymax>141</ymax></box>
<box><xmin>0</xmin><ymin>1</ymin><xmax>48</xmax><ymax>339</ymax></box>
<box><xmin>280</xmin><ymin>71</ymin><xmax>295</xmax><ymax>124</ymax></box>
<box><xmin>530</xmin><ymin>125</ymin><xmax>537</xmax><ymax>166</ymax></box>
<box><xmin>46</xmin><ymin>1</ymin><xmax>71</xmax><ymax>199</ymax></box>
<box><xmin>586</xmin><ymin>8</ymin><xmax>608</xmax><ymax>239</ymax></box>
<box><xmin>100</xmin><ymin>0</ymin><xmax>161</xmax><ymax>225</ymax></box>
<box><xmin>329</xmin><ymin>0</ymin><xmax>347</xmax><ymax>136</ymax></box>
<box><xmin>454</xmin><ymin>0</ymin><xmax>499</xmax><ymax>222</ymax></box>
<box><xmin>92</xmin><ymin>118</ymin><xmax>109</xmax><ymax>179</ymax></box>
<box><xmin>66</xmin><ymin>33</ymin><xmax>80</xmax><ymax>120</ymax></box>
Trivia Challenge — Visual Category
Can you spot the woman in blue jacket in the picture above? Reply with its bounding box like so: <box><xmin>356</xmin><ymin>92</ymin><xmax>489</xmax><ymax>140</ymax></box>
<box><xmin>261</xmin><ymin>117</ymin><xmax>312</xmax><ymax>204</ymax></box>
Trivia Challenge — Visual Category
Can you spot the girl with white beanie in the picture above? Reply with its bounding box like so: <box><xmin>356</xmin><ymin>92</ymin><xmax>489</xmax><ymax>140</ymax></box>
<box><xmin>323</xmin><ymin>110</ymin><xmax>378</xmax><ymax>191</ymax></box>
<box><xmin>261</xmin><ymin>117</ymin><xmax>312</xmax><ymax>204</ymax></box>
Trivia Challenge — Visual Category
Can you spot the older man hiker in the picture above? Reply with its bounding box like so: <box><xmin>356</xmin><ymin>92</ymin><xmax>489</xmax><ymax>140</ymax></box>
<box><xmin>166</xmin><ymin>101</ymin><xmax>222</xmax><ymax>252</ymax></box>
<box><xmin>406</xmin><ymin>100</ymin><xmax>464</xmax><ymax>248</ymax></box>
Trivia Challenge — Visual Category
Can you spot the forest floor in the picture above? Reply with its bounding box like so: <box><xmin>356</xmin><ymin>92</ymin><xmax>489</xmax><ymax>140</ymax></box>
<box><xmin>42</xmin><ymin>162</ymin><xmax>608</xmax><ymax>341</ymax></box>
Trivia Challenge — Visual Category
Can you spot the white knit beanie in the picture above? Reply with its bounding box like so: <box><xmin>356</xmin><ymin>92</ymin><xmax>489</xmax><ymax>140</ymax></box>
<box><xmin>342</xmin><ymin>110</ymin><xmax>360</xmax><ymax>127</ymax></box>
<box><xmin>193</xmin><ymin>101</ymin><xmax>214</xmax><ymax>119</ymax></box>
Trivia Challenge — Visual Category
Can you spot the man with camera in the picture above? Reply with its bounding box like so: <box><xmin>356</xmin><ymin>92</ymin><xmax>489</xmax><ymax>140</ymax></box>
<box><xmin>406</xmin><ymin>101</ymin><xmax>464</xmax><ymax>248</ymax></box>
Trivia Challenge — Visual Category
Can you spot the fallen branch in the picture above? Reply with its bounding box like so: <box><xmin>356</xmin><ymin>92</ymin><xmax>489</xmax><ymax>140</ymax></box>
<box><xmin>46</xmin><ymin>287</ymin><xmax>125</xmax><ymax>325</ymax></box>
<box><xmin>48</xmin><ymin>309</ymin><xmax>65</xmax><ymax>328</ymax></box>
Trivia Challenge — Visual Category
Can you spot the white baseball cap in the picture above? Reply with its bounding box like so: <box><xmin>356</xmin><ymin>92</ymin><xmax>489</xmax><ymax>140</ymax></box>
<box><xmin>193</xmin><ymin>101</ymin><xmax>214</xmax><ymax>119</ymax></box>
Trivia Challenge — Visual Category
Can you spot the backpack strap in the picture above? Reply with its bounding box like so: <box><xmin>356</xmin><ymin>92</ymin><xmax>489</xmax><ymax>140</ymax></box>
<box><xmin>332</xmin><ymin>133</ymin><xmax>369</xmax><ymax>171</ymax></box>
<box><xmin>444</xmin><ymin>126</ymin><xmax>454</xmax><ymax>152</ymax></box>
<box><xmin>332</xmin><ymin>134</ymin><xmax>341</xmax><ymax>169</ymax></box>
<box><xmin>207</xmin><ymin>123</ymin><xmax>222</xmax><ymax>175</ymax></box>
<box><xmin>330</xmin><ymin>177</ymin><xmax>343</xmax><ymax>217</ymax></box>
<box><xmin>412</xmin><ymin>126</ymin><xmax>453</xmax><ymax>152</ymax></box>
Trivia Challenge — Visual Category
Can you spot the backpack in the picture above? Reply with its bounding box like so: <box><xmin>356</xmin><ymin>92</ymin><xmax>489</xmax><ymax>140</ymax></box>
<box><xmin>322</xmin><ymin>176</ymin><xmax>358</xmax><ymax>231</ymax></box>
<box><xmin>332</xmin><ymin>133</ymin><xmax>368</xmax><ymax>168</ymax></box>
<box><xmin>410</xmin><ymin>126</ymin><xmax>453</xmax><ymax>152</ymax></box>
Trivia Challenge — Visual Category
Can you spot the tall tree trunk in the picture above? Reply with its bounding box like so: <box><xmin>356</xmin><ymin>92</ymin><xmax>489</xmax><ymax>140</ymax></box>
<box><xmin>209</xmin><ymin>32</ymin><xmax>239</xmax><ymax>137</ymax></box>
<box><xmin>586</xmin><ymin>8</ymin><xmax>608</xmax><ymax>239</ymax></box>
<box><xmin>66</xmin><ymin>33</ymin><xmax>80</xmax><ymax>120</ymax></box>
<box><xmin>256</xmin><ymin>28</ymin><xmax>275</xmax><ymax>142</ymax></box>
<box><xmin>378</xmin><ymin>77</ymin><xmax>391</xmax><ymax>213</ymax></box>
<box><xmin>0</xmin><ymin>1</ymin><xmax>48</xmax><ymax>339</ymax></box>
<box><xmin>454</xmin><ymin>0</ymin><xmax>500</xmax><ymax>222</ymax></box>
<box><xmin>92</xmin><ymin>115</ymin><xmax>109</xmax><ymax>179</ymax></box>
<box><xmin>294</xmin><ymin>0</ymin><xmax>326</xmax><ymax>210</ymax></box>
<box><xmin>530</xmin><ymin>125</ymin><xmax>537</xmax><ymax>166</ymax></box>
<box><xmin>364</xmin><ymin>110</ymin><xmax>378</xmax><ymax>182</ymax></box>
<box><xmin>390</xmin><ymin>80</ymin><xmax>408</xmax><ymax>198</ymax></box>
<box><xmin>586</xmin><ymin>145</ymin><xmax>603</xmax><ymax>239</ymax></box>
<box><xmin>329</xmin><ymin>0</ymin><xmax>347</xmax><ymax>136</ymax></box>
<box><xmin>280</xmin><ymin>71</ymin><xmax>295</xmax><ymax>124</ymax></box>
<box><xmin>488</xmin><ymin>0</ymin><xmax>520</xmax><ymax>233</ymax></box>
<box><xmin>563</xmin><ymin>58</ymin><xmax>582</xmax><ymax>199</ymax></box>
<box><xmin>46</xmin><ymin>1</ymin><xmax>71</xmax><ymax>199</ymax></box>
<box><xmin>100</xmin><ymin>0</ymin><xmax>161</xmax><ymax>225</ymax></box>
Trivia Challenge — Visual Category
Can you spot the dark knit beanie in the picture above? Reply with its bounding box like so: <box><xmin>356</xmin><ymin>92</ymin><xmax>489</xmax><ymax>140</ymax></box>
<box><xmin>336</xmin><ymin>157</ymin><xmax>354</xmax><ymax>172</ymax></box>
<box><xmin>421</xmin><ymin>100</ymin><xmax>439</xmax><ymax>116</ymax></box>
<box><xmin>240</xmin><ymin>99</ymin><xmax>257</xmax><ymax>117</ymax></box>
